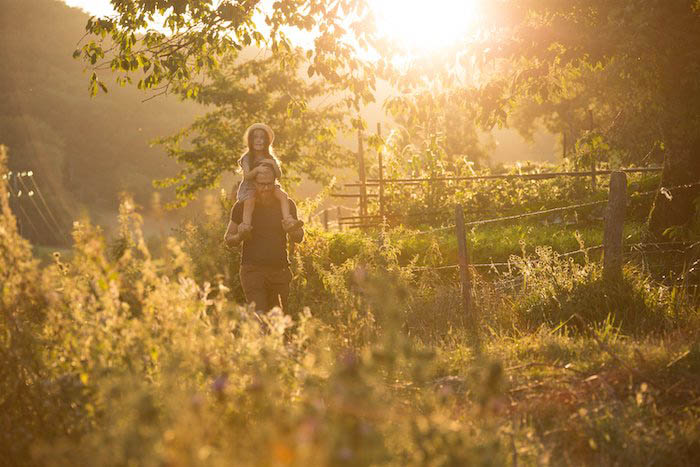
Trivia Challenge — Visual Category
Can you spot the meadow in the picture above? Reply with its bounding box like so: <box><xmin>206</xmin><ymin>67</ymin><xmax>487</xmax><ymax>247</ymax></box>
<box><xmin>2</xmin><ymin>145</ymin><xmax>699</xmax><ymax>466</ymax></box>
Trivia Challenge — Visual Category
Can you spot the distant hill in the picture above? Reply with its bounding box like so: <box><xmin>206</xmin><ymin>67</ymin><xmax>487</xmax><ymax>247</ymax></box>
<box><xmin>0</xmin><ymin>0</ymin><xmax>201</xmax><ymax>243</ymax></box>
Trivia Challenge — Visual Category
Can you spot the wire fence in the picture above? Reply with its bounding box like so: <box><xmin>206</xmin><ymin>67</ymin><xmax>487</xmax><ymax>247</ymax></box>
<box><xmin>329</xmin><ymin>180</ymin><xmax>700</xmax><ymax>236</ymax></box>
<box><xmin>3</xmin><ymin>170</ymin><xmax>70</xmax><ymax>244</ymax></box>
<box><xmin>7</xmin><ymin>164</ymin><xmax>697</xmax><ymax>285</ymax></box>
<box><xmin>313</xmin><ymin>174</ymin><xmax>700</xmax><ymax>309</ymax></box>
<box><xmin>307</xmin><ymin>177</ymin><xmax>700</xmax><ymax>299</ymax></box>
<box><xmin>404</xmin><ymin>241</ymin><xmax>698</xmax><ymax>274</ymax></box>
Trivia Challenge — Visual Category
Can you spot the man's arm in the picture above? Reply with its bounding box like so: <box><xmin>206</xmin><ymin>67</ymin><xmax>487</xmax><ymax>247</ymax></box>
<box><xmin>224</xmin><ymin>220</ymin><xmax>242</xmax><ymax>247</ymax></box>
<box><xmin>226</xmin><ymin>202</ymin><xmax>252</xmax><ymax>246</ymax></box>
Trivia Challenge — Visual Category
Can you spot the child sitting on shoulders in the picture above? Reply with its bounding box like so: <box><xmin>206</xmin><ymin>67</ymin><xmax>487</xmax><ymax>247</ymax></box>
<box><xmin>236</xmin><ymin>123</ymin><xmax>303</xmax><ymax>238</ymax></box>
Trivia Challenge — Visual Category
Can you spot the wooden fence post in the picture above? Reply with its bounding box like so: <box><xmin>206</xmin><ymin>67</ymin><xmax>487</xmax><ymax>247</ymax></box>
<box><xmin>455</xmin><ymin>205</ymin><xmax>473</xmax><ymax>324</ymax></box>
<box><xmin>589</xmin><ymin>109</ymin><xmax>597</xmax><ymax>191</ymax></box>
<box><xmin>322</xmin><ymin>209</ymin><xmax>329</xmax><ymax>231</ymax></box>
<box><xmin>337</xmin><ymin>206</ymin><xmax>342</xmax><ymax>231</ymax></box>
<box><xmin>377</xmin><ymin>123</ymin><xmax>385</xmax><ymax>223</ymax></box>
<box><xmin>603</xmin><ymin>171</ymin><xmax>627</xmax><ymax>282</ymax></box>
<box><xmin>562</xmin><ymin>131</ymin><xmax>567</xmax><ymax>158</ymax></box>
<box><xmin>357</xmin><ymin>129</ymin><xmax>367</xmax><ymax>218</ymax></box>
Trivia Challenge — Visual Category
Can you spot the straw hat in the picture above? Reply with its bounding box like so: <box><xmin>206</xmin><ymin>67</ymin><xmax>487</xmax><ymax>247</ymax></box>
<box><xmin>244</xmin><ymin>122</ymin><xmax>275</xmax><ymax>145</ymax></box>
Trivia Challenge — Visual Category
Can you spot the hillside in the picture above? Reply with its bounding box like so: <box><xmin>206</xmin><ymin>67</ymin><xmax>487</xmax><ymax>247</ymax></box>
<box><xmin>0</xmin><ymin>0</ymin><xmax>201</xmax><ymax>243</ymax></box>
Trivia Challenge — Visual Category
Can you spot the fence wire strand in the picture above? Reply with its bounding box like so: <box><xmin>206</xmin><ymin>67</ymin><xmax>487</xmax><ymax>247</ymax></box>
<box><xmin>340</xmin><ymin>181</ymin><xmax>700</xmax><ymax>232</ymax></box>
<box><xmin>404</xmin><ymin>241</ymin><xmax>697</xmax><ymax>273</ymax></box>
<box><xmin>629</xmin><ymin>181</ymin><xmax>700</xmax><ymax>200</ymax></box>
<box><xmin>406</xmin><ymin>199</ymin><xmax>607</xmax><ymax>236</ymax></box>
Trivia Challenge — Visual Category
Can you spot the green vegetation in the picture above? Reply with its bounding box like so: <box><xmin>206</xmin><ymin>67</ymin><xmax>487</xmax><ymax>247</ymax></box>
<box><xmin>74</xmin><ymin>0</ymin><xmax>700</xmax><ymax>236</ymax></box>
<box><xmin>3</xmin><ymin>0</ymin><xmax>700</xmax><ymax>464</ymax></box>
<box><xmin>3</xmin><ymin>144</ymin><xmax>699</xmax><ymax>465</ymax></box>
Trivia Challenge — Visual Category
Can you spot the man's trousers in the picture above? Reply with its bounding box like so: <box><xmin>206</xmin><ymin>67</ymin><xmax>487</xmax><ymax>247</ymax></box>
<box><xmin>239</xmin><ymin>264</ymin><xmax>292</xmax><ymax>312</ymax></box>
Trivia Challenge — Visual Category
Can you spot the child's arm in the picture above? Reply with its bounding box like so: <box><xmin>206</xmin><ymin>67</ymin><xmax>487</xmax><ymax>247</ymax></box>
<box><xmin>241</xmin><ymin>157</ymin><xmax>261</xmax><ymax>181</ymax></box>
<box><xmin>262</xmin><ymin>158</ymin><xmax>282</xmax><ymax>179</ymax></box>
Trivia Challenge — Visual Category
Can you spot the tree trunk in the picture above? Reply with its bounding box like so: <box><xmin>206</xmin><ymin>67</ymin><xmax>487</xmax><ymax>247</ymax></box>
<box><xmin>648</xmin><ymin>136</ymin><xmax>700</xmax><ymax>237</ymax></box>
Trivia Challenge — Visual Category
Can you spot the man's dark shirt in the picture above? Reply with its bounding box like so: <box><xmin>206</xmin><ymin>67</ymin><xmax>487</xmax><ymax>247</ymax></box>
<box><xmin>230</xmin><ymin>198</ymin><xmax>299</xmax><ymax>266</ymax></box>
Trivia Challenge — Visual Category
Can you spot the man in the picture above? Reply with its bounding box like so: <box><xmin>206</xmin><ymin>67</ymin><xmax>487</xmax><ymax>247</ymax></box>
<box><xmin>224</xmin><ymin>165</ymin><xmax>304</xmax><ymax>312</ymax></box>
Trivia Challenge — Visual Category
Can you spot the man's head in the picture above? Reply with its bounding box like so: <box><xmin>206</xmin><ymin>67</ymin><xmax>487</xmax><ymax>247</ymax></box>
<box><xmin>254</xmin><ymin>165</ymin><xmax>276</xmax><ymax>202</ymax></box>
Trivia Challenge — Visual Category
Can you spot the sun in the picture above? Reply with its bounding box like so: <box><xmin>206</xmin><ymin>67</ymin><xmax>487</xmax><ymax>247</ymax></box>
<box><xmin>370</xmin><ymin>0</ymin><xmax>481</xmax><ymax>55</ymax></box>
<box><xmin>62</xmin><ymin>0</ymin><xmax>115</xmax><ymax>17</ymax></box>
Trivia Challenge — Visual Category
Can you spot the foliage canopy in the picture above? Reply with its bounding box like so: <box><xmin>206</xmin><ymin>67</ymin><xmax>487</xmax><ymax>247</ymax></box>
<box><xmin>76</xmin><ymin>0</ymin><xmax>700</xmax><ymax>232</ymax></box>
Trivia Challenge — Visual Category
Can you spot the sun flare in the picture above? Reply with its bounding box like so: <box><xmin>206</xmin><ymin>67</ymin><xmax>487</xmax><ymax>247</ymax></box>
<box><xmin>371</xmin><ymin>0</ymin><xmax>481</xmax><ymax>55</ymax></box>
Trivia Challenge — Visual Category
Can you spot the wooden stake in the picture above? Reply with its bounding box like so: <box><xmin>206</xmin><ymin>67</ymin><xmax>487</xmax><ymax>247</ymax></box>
<box><xmin>603</xmin><ymin>171</ymin><xmax>627</xmax><ymax>282</ymax></box>
<box><xmin>562</xmin><ymin>131</ymin><xmax>567</xmax><ymax>158</ymax></box>
<box><xmin>322</xmin><ymin>209</ymin><xmax>329</xmax><ymax>231</ymax></box>
<box><xmin>337</xmin><ymin>206</ymin><xmax>342</xmax><ymax>231</ymax></box>
<box><xmin>455</xmin><ymin>205</ymin><xmax>473</xmax><ymax>323</ymax></box>
<box><xmin>357</xmin><ymin>129</ymin><xmax>367</xmax><ymax>218</ymax></box>
<box><xmin>377</xmin><ymin>123</ymin><xmax>385</xmax><ymax>223</ymax></box>
<box><xmin>589</xmin><ymin>109</ymin><xmax>597</xmax><ymax>191</ymax></box>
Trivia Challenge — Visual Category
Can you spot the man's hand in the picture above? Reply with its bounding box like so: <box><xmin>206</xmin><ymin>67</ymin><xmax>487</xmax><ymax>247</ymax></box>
<box><xmin>244</xmin><ymin>165</ymin><xmax>263</xmax><ymax>181</ymax></box>
<box><xmin>282</xmin><ymin>218</ymin><xmax>304</xmax><ymax>232</ymax></box>
<box><xmin>237</xmin><ymin>223</ymin><xmax>253</xmax><ymax>240</ymax></box>
<box><xmin>224</xmin><ymin>220</ymin><xmax>250</xmax><ymax>247</ymax></box>
<box><xmin>224</xmin><ymin>231</ymin><xmax>241</xmax><ymax>247</ymax></box>
<box><xmin>287</xmin><ymin>224</ymin><xmax>304</xmax><ymax>243</ymax></box>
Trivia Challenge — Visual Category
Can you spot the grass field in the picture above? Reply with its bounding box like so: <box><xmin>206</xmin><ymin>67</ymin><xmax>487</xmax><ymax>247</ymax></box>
<box><xmin>2</xmin><ymin>161</ymin><xmax>699</xmax><ymax>466</ymax></box>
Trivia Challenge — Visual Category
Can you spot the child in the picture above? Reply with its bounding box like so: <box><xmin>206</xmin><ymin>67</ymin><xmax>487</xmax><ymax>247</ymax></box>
<box><xmin>236</xmin><ymin>123</ymin><xmax>303</xmax><ymax>237</ymax></box>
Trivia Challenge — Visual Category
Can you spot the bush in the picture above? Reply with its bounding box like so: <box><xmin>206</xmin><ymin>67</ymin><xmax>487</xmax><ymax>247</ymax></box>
<box><xmin>3</xmin><ymin>146</ymin><xmax>698</xmax><ymax>466</ymax></box>
<box><xmin>0</xmin><ymin>172</ymin><xmax>505</xmax><ymax>465</ymax></box>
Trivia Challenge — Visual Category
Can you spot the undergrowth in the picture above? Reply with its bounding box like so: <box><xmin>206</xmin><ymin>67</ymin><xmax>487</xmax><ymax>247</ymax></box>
<box><xmin>2</xmin><ymin>147</ymin><xmax>699</xmax><ymax>466</ymax></box>
<box><xmin>509</xmin><ymin>246</ymin><xmax>699</xmax><ymax>336</ymax></box>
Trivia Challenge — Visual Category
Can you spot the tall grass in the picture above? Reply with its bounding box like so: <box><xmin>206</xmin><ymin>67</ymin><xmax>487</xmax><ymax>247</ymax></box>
<box><xmin>2</xmin><ymin>146</ymin><xmax>699</xmax><ymax>466</ymax></box>
<box><xmin>507</xmin><ymin>246</ymin><xmax>699</xmax><ymax>336</ymax></box>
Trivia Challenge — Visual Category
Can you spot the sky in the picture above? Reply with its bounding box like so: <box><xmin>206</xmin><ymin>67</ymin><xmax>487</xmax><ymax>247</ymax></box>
<box><xmin>60</xmin><ymin>0</ymin><xmax>481</xmax><ymax>56</ymax></box>
<box><xmin>62</xmin><ymin>0</ymin><xmax>115</xmax><ymax>16</ymax></box>
<box><xmin>57</xmin><ymin>0</ymin><xmax>557</xmax><ymax>166</ymax></box>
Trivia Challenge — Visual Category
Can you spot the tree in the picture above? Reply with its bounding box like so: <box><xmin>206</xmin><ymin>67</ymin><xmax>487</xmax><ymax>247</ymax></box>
<box><xmin>473</xmin><ymin>0</ymin><xmax>700</xmax><ymax>236</ymax></box>
<box><xmin>74</xmin><ymin>0</ymin><xmax>378</xmax><ymax>105</ymax></box>
<box><xmin>75</xmin><ymin>0</ymin><xmax>382</xmax><ymax>203</ymax></box>
<box><xmin>372</xmin><ymin>0</ymin><xmax>700</xmax><ymax>236</ymax></box>
<box><xmin>153</xmin><ymin>50</ymin><xmax>353</xmax><ymax>206</ymax></box>
<box><xmin>383</xmin><ymin>85</ymin><xmax>491</xmax><ymax>170</ymax></box>
<box><xmin>77</xmin><ymin>1</ymin><xmax>700</xmax><ymax>235</ymax></box>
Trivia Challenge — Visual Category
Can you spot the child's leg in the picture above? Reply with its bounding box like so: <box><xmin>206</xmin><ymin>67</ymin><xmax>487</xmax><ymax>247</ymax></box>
<box><xmin>274</xmin><ymin>187</ymin><xmax>303</xmax><ymax>231</ymax></box>
<box><xmin>242</xmin><ymin>197</ymin><xmax>255</xmax><ymax>226</ymax></box>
